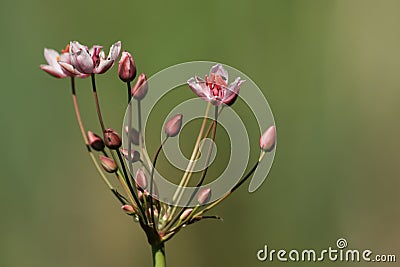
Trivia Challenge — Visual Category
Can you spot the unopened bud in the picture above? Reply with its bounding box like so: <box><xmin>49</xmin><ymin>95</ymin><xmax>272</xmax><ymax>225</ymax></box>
<box><xmin>121</xmin><ymin>204</ymin><xmax>134</xmax><ymax>214</ymax></box>
<box><xmin>99</xmin><ymin>155</ymin><xmax>118</xmax><ymax>173</ymax></box>
<box><xmin>87</xmin><ymin>131</ymin><xmax>104</xmax><ymax>151</ymax></box>
<box><xmin>165</xmin><ymin>114</ymin><xmax>183</xmax><ymax>137</ymax></box>
<box><xmin>197</xmin><ymin>188</ymin><xmax>211</xmax><ymax>205</ymax></box>
<box><xmin>149</xmin><ymin>208</ymin><xmax>159</xmax><ymax>218</ymax></box>
<box><xmin>162</xmin><ymin>213</ymin><xmax>169</xmax><ymax>221</ymax></box>
<box><xmin>118</xmin><ymin>51</ymin><xmax>137</xmax><ymax>82</ymax></box>
<box><xmin>180</xmin><ymin>208</ymin><xmax>193</xmax><ymax>221</ymax></box>
<box><xmin>104</xmin><ymin>128</ymin><xmax>122</xmax><ymax>149</ymax></box>
<box><xmin>125</xmin><ymin>126</ymin><xmax>140</xmax><ymax>145</ymax></box>
<box><xmin>132</xmin><ymin>73</ymin><xmax>148</xmax><ymax>100</ymax></box>
<box><xmin>138</xmin><ymin>190</ymin><xmax>144</xmax><ymax>200</ymax></box>
<box><xmin>260</xmin><ymin>125</ymin><xmax>276</xmax><ymax>152</ymax></box>
<box><xmin>121</xmin><ymin>148</ymin><xmax>140</xmax><ymax>162</ymax></box>
<box><xmin>135</xmin><ymin>168</ymin><xmax>148</xmax><ymax>190</ymax></box>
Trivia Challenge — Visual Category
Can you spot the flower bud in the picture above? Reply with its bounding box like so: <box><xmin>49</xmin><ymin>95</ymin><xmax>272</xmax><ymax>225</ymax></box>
<box><xmin>149</xmin><ymin>208</ymin><xmax>159</xmax><ymax>218</ymax></box>
<box><xmin>99</xmin><ymin>155</ymin><xmax>118</xmax><ymax>173</ymax></box>
<box><xmin>87</xmin><ymin>131</ymin><xmax>105</xmax><ymax>151</ymax></box>
<box><xmin>180</xmin><ymin>208</ymin><xmax>193</xmax><ymax>221</ymax></box>
<box><xmin>197</xmin><ymin>188</ymin><xmax>211</xmax><ymax>205</ymax></box>
<box><xmin>125</xmin><ymin>126</ymin><xmax>140</xmax><ymax>145</ymax></box>
<box><xmin>260</xmin><ymin>125</ymin><xmax>276</xmax><ymax>152</ymax></box>
<box><xmin>121</xmin><ymin>204</ymin><xmax>134</xmax><ymax>214</ymax></box>
<box><xmin>132</xmin><ymin>73</ymin><xmax>148</xmax><ymax>100</ymax></box>
<box><xmin>135</xmin><ymin>168</ymin><xmax>148</xmax><ymax>190</ymax></box>
<box><xmin>121</xmin><ymin>148</ymin><xmax>140</xmax><ymax>163</ymax></box>
<box><xmin>138</xmin><ymin>190</ymin><xmax>144</xmax><ymax>200</ymax></box>
<box><xmin>165</xmin><ymin>114</ymin><xmax>183</xmax><ymax>137</ymax></box>
<box><xmin>104</xmin><ymin>128</ymin><xmax>122</xmax><ymax>149</ymax></box>
<box><xmin>118</xmin><ymin>51</ymin><xmax>137</xmax><ymax>82</ymax></box>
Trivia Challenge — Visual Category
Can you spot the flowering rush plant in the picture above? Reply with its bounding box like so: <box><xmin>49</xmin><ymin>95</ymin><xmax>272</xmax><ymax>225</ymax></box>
<box><xmin>41</xmin><ymin>40</ymin><xmax>276</xmax><ymax>267</ymax></box>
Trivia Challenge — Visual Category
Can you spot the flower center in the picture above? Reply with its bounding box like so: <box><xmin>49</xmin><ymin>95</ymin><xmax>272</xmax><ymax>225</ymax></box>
<box><xmin>206</xmin><ymin>74</ymin><xmax>227</xmax><ymax>99</ymax></box>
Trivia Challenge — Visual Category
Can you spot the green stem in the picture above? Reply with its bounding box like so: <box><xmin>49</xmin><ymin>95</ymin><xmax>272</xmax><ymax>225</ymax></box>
<box><xmin>69</xmin><ymin>77</ymin><xmax>116</xmax><ymax>198</ymax></box>
<box><xmin>152</xmin><ymin>243</ymin><xmax>166</xmax><ymax>267</ymax></box>
<box><xmin>91</xmin><ymin>73</ymin><xmax>106</xmax><ymax>133</ymax></box>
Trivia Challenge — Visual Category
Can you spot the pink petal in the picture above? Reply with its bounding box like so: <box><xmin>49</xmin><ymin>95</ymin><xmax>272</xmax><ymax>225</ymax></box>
<box><xmin>58</xmin><ymin>61</ymin><xmax>77</xmax><ymax>76</ymax></box>
<box><xmin>108</xmin><ymin>41</ymin><xmax>121</xmax><ymax>61</ymax></box>
<box><xmin>210</xmin><ymin>64</ymin><xmax>228</xmax><ymax>83</ymax></box>
<box><xmin>94</xmin><ymin>58</ymin><xmax>113</xmax><ymax>74</ymax></box>
<box><xmin>70</xmin><ymin>41</ymin><xmax>94</xmax><ymax>74</ymax></box>
<box><xmin>40</xmin><ymin>64</ymin><xmax>67</xmax><ymax>78</ymax></box>
<box><xmin>59</xmin><ymin>52</ymin><xmax>71</xmax><ymax>64</ymax></box>
<box><xmin>223</xmin><ymin>77</ymin><xmax>245</xmax><ymax>106</ymax></box>
<box><xmin>43</xmin><ymin>48</ymin><xmax>60</xmax><ymax>67</ymax></box>
<box><xmin>187</xmin><ymin>76</ymin><xmax>209</xmax><ymax>99</ymax></box>
<box><xmin>76</xmin><ymin>49</ymin><xmax>94</xmax><ymax>73</ymax></box>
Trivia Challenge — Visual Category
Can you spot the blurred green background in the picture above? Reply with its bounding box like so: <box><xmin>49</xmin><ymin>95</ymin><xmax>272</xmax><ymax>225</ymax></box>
<box><xmin>1</xmin><ymin>0</ymin><xmax>399</xmax><ymax>266</ymax></box>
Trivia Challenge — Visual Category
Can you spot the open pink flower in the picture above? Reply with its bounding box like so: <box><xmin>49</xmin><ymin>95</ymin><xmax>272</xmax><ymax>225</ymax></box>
<box><xmin>187</xmin><ymin>64</ymin><xmax>245</xmax><ymax>106</ymax></box>
<box><xmin>69</xmin><ymin>41</ymin><xmax>121</xmax><ymax>74</ymax></box>
<box><xmin>40</xmin><ymin>45</ymin><xmax>88</xmax><ymax>78</ymax></box>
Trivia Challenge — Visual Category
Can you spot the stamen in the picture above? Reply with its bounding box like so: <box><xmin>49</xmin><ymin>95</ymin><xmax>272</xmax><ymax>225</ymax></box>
<box><xmin>206</xmin><ymin>73</ymin><xmax>227</xmax><ymax>97</ymax></box>
<box><xmin>61</xmin><ymin>44</ymin><xmax>70</xmax><ymax>54</ymax></box>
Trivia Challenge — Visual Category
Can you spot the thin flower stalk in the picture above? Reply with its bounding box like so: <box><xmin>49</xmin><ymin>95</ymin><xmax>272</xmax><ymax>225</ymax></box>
<box><xmin>168</xmin><ymin>103</ymin><xmax>211</xmax><ymax>219</ymax></box>
<box><xmin>69</xmin><ymin>77</ymin><xmax>116</xmax><ymax>197</ymax></box>
<box><xmin>165</xmin><ymin>106</ymin><xmax>218</xmax><ymax>230</ymax></box>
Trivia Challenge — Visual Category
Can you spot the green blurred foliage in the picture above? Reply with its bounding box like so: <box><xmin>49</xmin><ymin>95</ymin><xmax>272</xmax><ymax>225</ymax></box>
<box><xmin>1</xmin><ymin>0</ymin><xmax>399</xmax><ymax>266</ymax></box>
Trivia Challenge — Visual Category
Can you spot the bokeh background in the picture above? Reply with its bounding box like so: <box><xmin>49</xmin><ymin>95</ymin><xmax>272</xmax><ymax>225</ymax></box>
<box><xmin>1</xmin><ymin>0</ymin><xmax>399</xmax><ymax>266</ymax></box>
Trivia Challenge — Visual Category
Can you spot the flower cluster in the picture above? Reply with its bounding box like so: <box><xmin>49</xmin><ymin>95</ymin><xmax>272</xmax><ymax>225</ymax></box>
<box><xmin>40</xmin><ymin>41</ymin><xmax>276</xmax><ymax>266</ymax></box>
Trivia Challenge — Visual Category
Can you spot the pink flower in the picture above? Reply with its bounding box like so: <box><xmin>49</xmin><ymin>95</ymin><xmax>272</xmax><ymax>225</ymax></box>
<box><xmin>187</xmin><ymin>64</ymin><xmax>245</xmax><ymax>106</ymax></box>
<box><xmin>40</xmin><ymin>45</ymin><xmax>88</xmax><ymax>78</ymax></box>
<box><xmin>69</xmin><ymin>41</ymin><xmax>121</xmax><ymax>74</ymax></box>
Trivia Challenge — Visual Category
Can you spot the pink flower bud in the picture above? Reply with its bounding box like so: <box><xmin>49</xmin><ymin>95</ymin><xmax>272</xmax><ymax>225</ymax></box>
<box><xmin>125</xmin><ymin>126</ymin><xmax>140</xmax><ymax>145</ymax></box>
<box><xmin>162</xmin><ymin>213</ymin><xmax>169</xmax><ymax>221</ymax></box>
<box><xmin>165</xmin><ymin>114</ymin><xmax>183</xmax><ymax>137</ymax></box>
<box><xmin>197</xmin><ymin>188</ymin><xmax>211</xmax><ymax>205</ymax></box>
<box><xmin>118</xmin><ymin>51</ymin><xmax>137</xmax><ymax>82</ymax></box>
<box><xmin>132</xmin><ymin>73</ymin><xmax>148</xmax><ymax>100</ymax></box>
<box><xmin>87</xmin><ymin>131</ymin><xmax>104</xmax><ymax>151</ymax></box>
<box><xmin>99</xmin><ymin>155</ymin><xmax>118</xmax><ymax>173</ymax></box>
<box><xmin>180</xmin><ymin>208</ymin><xmax>193</xmax><ymax>221</ymax></box>
<box><xmin>260</xmin><ymin>125</ymin><xmax>276</xmax><ymax>152</ymax></box>
<box><xmin>149</xmin><ymin>208</ymin><xmax>159</xmax><ymax>218</ymax></box>
<box><xmin>104</xmin><ymin>128</ymin><xmax>122</xmax><ymax>149</ymax></box>
<box><xmin>121</xmin><ymin>204</ymin><xmax>134</xmax><ymax>214</ymax></box>
<box><xmin>138</xmin><ymin>190</ymin><xmax>144</xmax><ymax>200</ymax></box>
<box><xmin>135</xmin><ymin>168</ymin><xmax>148</xmax><ymax>190</ymax></box>
<box><xmin>121</xmin><ymin>148</ymin><xmax>140</xmax><ymax>162</ymax></box>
